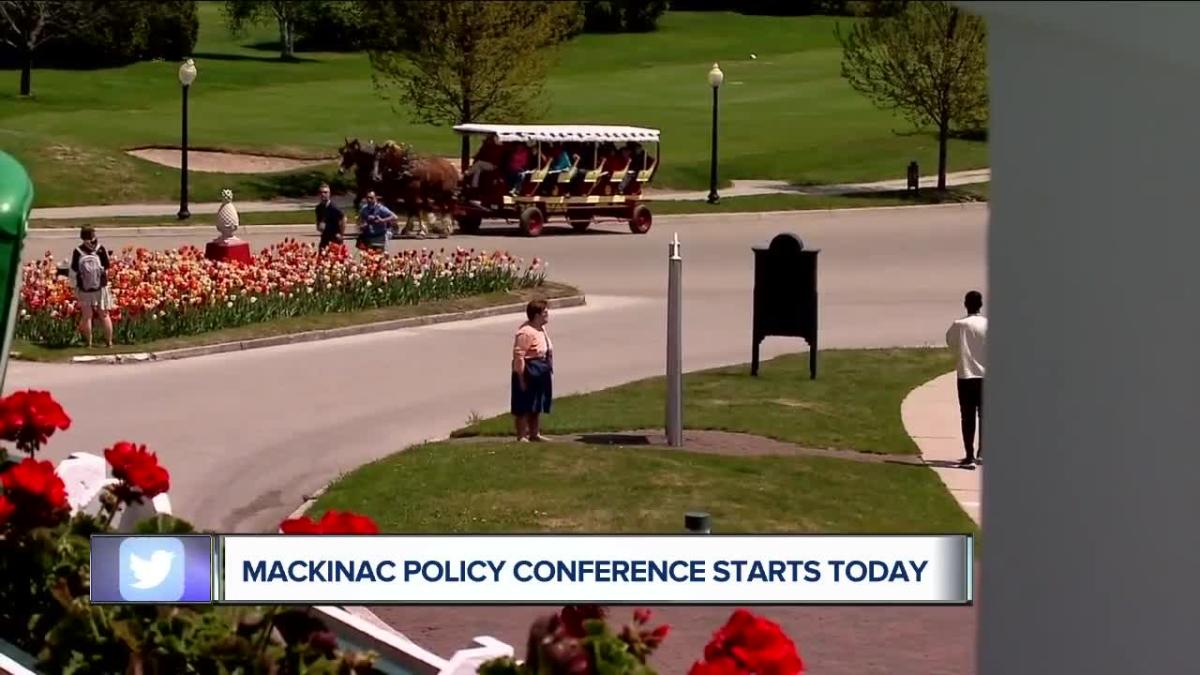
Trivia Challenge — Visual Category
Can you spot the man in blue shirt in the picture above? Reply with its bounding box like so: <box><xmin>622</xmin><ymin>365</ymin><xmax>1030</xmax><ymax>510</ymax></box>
<box><xmin>356</xmin><ymin>191</ymin><xmax>398</xmax><ymax>252</ymax></box>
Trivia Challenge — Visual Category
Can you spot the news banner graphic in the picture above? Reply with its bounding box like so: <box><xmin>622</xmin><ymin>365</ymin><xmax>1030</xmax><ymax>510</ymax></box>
<box><xmin>90</xmin><ymin>534</ymin><xmax>972</xmax><ymax>605</ymax></box>
<box><xmin>90</xmin><ymin>534</ymin><xmax>214</xmax><ymax>604</ymax></box>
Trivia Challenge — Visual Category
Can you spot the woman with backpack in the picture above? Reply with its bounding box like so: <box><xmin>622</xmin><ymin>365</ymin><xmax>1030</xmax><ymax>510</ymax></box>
<box><xmin>70</xmin><ymin>225</ymin><xmax>114</xmax><ymax>348</ymax></box>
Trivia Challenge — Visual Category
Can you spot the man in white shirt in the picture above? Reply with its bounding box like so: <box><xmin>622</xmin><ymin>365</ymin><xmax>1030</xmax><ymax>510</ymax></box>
<box><xmin>946</xmin><ymin>291</ymin><xmax>987</xmax><ymax>469</ymax></box>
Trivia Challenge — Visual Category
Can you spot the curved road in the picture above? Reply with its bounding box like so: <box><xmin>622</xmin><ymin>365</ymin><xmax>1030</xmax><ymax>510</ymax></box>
<box><xmin>9</xmin><ymin>204</ymin><xmax>987</xmax><ymax>533</ymax></box>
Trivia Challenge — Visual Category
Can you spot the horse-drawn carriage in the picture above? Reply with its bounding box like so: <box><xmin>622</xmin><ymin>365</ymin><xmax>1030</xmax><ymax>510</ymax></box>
<box><xmin>452</xmin><ymin>124</ymin><xmax>661</xmax><ymax>237</ymax></box>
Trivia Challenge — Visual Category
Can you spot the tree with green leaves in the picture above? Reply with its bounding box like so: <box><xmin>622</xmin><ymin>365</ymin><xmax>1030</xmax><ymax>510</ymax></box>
<box><xmin>837</xmin><ymin>1</ymin><xmax>988</xmax><ymax>190</ymax></box>
<box><xmin>366</xmin><ymin>0</ymin><xmax>584</xmax><ymax>167</ymax></box>
<box><xmin>0</xmin><ymin>0</ymin><xmax>80</xmax><ymax>96</ymax></box>
<box><xmin>223</xmin><ymin>0</ymin><xmax>313</xmax><ymax>60</ymax></box>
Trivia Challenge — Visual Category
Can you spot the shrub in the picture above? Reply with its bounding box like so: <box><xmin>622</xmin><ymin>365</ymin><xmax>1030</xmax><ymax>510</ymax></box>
<box><xmin>0</xmin><ymin>0</ymin><xmax>199</xmax><ymax>69</ymax></box>
<box><xmin>581</xmin><ymin>0</ymin><xmax>670</xmax><ymax>33</ymax></box>
<box><xmin>294</xmin><ymin>0</ymin><xmax>368</xmax><ymax>51</ymax></box>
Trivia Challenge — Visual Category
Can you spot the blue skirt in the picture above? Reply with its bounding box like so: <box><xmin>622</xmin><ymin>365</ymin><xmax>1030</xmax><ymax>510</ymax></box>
<box><xmin>511</xmin><ymin>358</ymin><xmax>553</xmax><ymax>415</ymax></box>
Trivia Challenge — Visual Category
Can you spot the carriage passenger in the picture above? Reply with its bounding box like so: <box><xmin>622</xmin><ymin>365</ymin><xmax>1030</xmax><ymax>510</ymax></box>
<box><xmin>596</xmin><ymin>143</ymin><xmax>619</xmax><ymax>173</ymax></box>
<box><xmin>617</xmin><ymin>143</ymin><xmax>641</xmax><ymax>192</ymax></box>
<box><xmin>464</xmin><ymin>135</ymin><xmax>502</xmax><ymax>191</ymax></box>
<box><xmin>505</xmin><ymin>142</ymin><xmax>533</xmax><ymax>194</ymax></box>
<box><xmin>547</xmin><ymin>144</ymin><xmax>573</xmax><ymax>173</ymax></box>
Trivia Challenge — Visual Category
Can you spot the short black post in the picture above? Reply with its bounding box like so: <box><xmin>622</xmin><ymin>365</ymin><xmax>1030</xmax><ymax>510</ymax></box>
<box><xmin>685</xmin><ymin>511</ymin><xmax>711</xmax><ymax>534</ymax></box>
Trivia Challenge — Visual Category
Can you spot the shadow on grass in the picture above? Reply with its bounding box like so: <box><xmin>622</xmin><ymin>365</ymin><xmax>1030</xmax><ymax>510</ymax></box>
<box><xmin>239</xmin><ymin>168</ymin><xmax>354</xmax><ymax>199</ymax></box>
<box><xmin>241</xmin><ymin>42</ymin><xmax>320</xmax><ymax>62</ymax></box>
<box><xmin>191</xmin><ymin>51</ymin><xmax>316</xmax><ymax>64</ymax></box>
<box><xmin>847</xmin><ymin>187</ymin><xmax>988</xmax><ymax>204</ymax></box>
<box><xmin>576</xmin><ymin>433</ymin><xmax>653</xmax><ymax>446</ymax></box>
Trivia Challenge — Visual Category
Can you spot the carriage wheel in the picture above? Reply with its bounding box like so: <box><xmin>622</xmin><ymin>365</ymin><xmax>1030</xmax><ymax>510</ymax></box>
<box><xmin>519</xmin><ymin>206</ymin><xmax>545</xmax><ymax>237</ymax></box>
<box><xmin>456</xmin><ymin>214</ymin><xmax>482</xmax><ymax>234</ymax></box>
<box><xmin>629</xmin><ymin>205</ymin><xmax>653</xmax><ymax>234</ymax></box>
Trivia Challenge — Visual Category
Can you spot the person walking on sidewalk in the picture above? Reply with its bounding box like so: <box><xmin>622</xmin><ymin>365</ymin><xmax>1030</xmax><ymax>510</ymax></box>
<box><xmin>946</xmin><ymin>290</ymin><xmax>987</xmax><ymax>469</ymax></box>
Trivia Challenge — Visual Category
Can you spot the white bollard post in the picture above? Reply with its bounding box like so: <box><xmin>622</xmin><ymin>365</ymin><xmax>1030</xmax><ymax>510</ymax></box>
<box><xmin>666</xmin><ymin>232</ymin><xmax>683</xmax><ymax>447</ymax></box>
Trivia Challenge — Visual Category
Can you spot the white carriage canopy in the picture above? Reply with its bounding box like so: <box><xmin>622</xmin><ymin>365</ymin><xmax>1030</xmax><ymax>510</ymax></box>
<box><xmin>453</xmin><ymin>124</ymin><xmax>661</xmax><ymax>144</ymax></box>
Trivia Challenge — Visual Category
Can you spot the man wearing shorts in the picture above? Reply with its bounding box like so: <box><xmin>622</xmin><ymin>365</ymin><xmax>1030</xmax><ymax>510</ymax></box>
<box><xmin>70</xmin><ymin>225</ymin><xmax>114</xmax><ymax>348</ymax></box>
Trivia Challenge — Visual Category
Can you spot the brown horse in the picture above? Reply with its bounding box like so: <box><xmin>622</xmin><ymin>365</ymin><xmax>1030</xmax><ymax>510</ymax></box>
<box><xmin>336</xmin><ymin>138</ymin><xmax>380</xmax><ymax>209</ymax></box>
<box><xmin>372</xmin><ymin>141</ymin><xmax>461</xmax><ymax>237</ymax></box>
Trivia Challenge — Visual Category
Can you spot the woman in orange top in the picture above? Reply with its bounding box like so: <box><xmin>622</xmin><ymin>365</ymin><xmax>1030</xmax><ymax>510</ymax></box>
<box><xmin>511</xmin><ymin>299</ymin><xmax>554</xmax><ymax>441</ymax></box>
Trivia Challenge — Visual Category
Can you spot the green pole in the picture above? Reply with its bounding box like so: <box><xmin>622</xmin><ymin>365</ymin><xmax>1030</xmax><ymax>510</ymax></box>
<box><xmin>0</xmin><ymin>151</ymin><xmax>32</xmax><ymax>393</ymax></box>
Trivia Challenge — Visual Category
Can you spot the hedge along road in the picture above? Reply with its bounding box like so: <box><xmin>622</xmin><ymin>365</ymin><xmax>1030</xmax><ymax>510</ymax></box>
<box><xmin>6</xmin><ymin>204</ymin><xmax>987</xmax><ymax>532</ymax></box>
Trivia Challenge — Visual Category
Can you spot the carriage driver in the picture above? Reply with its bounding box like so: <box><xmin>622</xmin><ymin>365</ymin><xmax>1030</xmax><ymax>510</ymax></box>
<box><xmin>464</xmin><ymin>135</ymin><xmax>503</xmax><ymax>200</ymax></box>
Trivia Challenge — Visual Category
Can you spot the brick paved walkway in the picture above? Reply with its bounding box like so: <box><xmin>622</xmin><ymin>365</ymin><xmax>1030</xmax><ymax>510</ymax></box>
<box><xmin>374</xmin><ymin>566</ymin><xmax>978</xmax><ymax>675</ymax></box>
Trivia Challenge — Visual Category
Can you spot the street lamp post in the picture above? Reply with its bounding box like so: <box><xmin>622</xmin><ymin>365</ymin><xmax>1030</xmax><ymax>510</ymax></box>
<box><xmin>706</xmin><ymin>63</ymin><xmax>724</xmax><ymax>204</ymax></box>
<box><xmin>177</xmin><ymin>58</ymin><xmax>197</xmax><ymax>220</ymax></box>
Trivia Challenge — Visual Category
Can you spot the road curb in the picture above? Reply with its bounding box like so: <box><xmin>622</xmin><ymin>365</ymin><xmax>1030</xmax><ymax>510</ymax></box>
<box><xmin>66</xmin><ymin>294</ymin><xmax>586</xmax><ymax>365</ymax></box>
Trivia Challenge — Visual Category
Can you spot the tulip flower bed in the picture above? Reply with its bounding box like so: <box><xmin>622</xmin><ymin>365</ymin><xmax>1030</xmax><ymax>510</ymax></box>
<box><xmin>17</xmin><ymin>240</ymin><xmax>548</xmax><ymax>347</ymax></box>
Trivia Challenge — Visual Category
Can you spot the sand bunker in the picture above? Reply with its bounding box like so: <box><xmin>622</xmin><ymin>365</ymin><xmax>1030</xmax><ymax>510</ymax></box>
<box><xmin>127</xmin><ymin>148</ymin><xmax>333</xmax><ymax>174</ymax></box>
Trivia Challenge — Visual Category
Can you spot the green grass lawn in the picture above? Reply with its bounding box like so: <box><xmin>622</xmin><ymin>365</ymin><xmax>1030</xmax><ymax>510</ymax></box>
<box><xmin>458</xmin><ymin>348</ymin><xmax>955</xmax><ymax>455</ymax></box>
<box><xmin>11</xmin><ymin>282</ymin><xmax>578</xmax><ymax>362</ymax></box>
<box><xmin>1</xmin><ymin>7</ymin><xmax>987</xmax><ymax>207</ymax></box>
<box><xmin>313</xmin><ymin>347</ymin><xmax>973</xmax><ymax>535</ymax></box>
<box><xmin>314</xmin><ymin>441</ymin><xmax>975</xmax><ymax>534</ymax></box>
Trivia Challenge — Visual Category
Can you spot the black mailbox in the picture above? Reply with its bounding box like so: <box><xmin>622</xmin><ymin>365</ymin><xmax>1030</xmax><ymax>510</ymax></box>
<box><xmin>751</xmin><ymin>233</ymin><xmax>818</xmax><ymax>378</ymax></box>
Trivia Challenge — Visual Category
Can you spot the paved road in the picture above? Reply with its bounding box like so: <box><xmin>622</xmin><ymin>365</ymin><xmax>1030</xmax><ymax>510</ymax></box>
<box><xmin>27</xmin><ymin>169</ymin><xmax>991</xmax><ymax>219</ymax></box>
<box><xmin>10</xmin><ymin>204</ymin><xmax>987</xmax><ymax>533</ymax></box>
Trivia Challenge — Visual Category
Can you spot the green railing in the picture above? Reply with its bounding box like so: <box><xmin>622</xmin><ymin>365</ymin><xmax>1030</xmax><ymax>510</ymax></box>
<box><xmin>0</xmin><ymin>151</ymin><xmax>32</xmax><ymax>392</ymax></box>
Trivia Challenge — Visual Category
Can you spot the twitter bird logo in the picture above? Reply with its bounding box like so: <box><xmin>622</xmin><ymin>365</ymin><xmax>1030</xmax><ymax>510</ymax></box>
<box><xmin>119</xmin><ymin>537</ymin><xmax>185</xmax><ymax>602</ymax></box>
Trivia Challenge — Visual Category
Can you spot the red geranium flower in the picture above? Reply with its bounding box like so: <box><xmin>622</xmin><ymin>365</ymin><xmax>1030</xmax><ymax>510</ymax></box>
<box><xmin>0</xmin><ymin>457</ymin><xmax>69</xmax><ymax>527</ymax></box>
<box><xmin>0</xmin><ymin>390</ymin><xmax>71</xmax><ymax>452</ymax></box>
<box><xmin>688</xmin><ymin>656</ymin><xmax>745</xmax><ymax>675</ymax></box>
<box><xmin>104</xmin><ymin>441</ymin><xmax>170</xmax><ymax>499</ymax></box>
<box><xmin>0</xmin><ymin>495</ymin><xmax>15</xmax><ymax>527</ymax></box>
<box><xmin>559</xmin><ymin>605</ymin><xmax>608</xmax><ymax>638</ymax></box>
<box><xmin>279</xmin><ymin>509</ymin><xmax>379</xmax><ymax>534</ymax></box>
<box><xmin>691</xmin><ymin>610</ymin><xmax>804</xmax><ymax>675</ymax></box>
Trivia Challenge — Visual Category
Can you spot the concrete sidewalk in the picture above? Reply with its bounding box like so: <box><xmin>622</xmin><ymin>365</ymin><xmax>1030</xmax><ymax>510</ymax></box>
<box><xmin>645</xmin><ymin>169</ymin><xmax>991</xmax><ymax>201</ymax></box>
<box><xmin>27</xmin><ymin>169</ymin><xmax>991</xmax><ymax>220</ymax></box>
<box><xmin>901</xmin><ymin>371</ymin><xmax>981</xmax><ymax>524</ymax></box>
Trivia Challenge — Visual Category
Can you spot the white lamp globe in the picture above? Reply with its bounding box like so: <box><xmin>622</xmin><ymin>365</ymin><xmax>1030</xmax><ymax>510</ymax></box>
<box><xmin>707</xmin><ymin>63</ymin><xmax>724</xmax><ymax>88</ymax></box>
<box><xmin>178</xmin><ymin>58</ymin><xmax>197</xmax><ymax>86</ymax></box>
